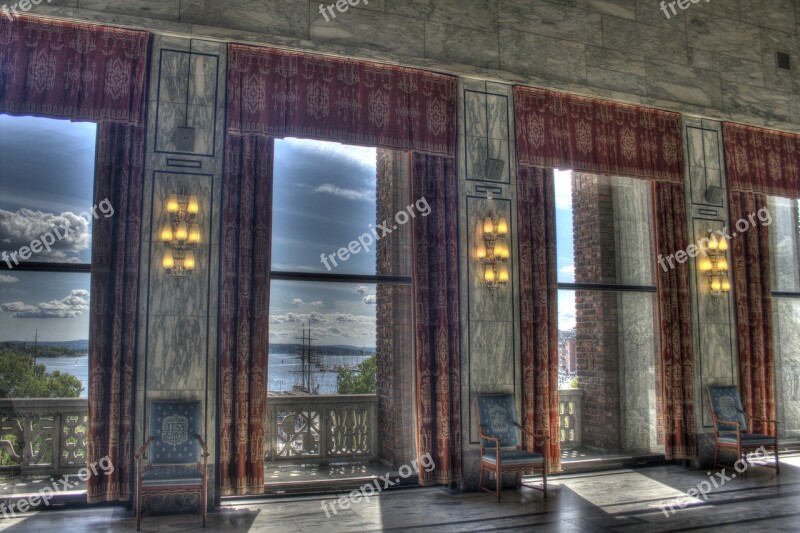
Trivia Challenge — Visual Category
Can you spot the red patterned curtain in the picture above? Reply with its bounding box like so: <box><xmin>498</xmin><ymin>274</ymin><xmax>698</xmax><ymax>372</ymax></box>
<box><xmin>654</xmin><ymin>182</ymin><xmax>696</xmax><ymax>459</ymax></box>
<box><xmin>410</xmin><ymin>153</ymin><xmax>461</xmax><ymax>486</ymax></box>
<box><xmin>223</xmin><ymin>44</ymin><xmax>459</xmax><ymax>491</ymax></box>
<box><xmin>516</xmin><ymin>167</ymin><xmax>560</xmax><ymax>470</ymax></box>
<box><xmin>0</xmin><ymin>16</ymin><xmax>149</xmax><ymax>124</ymax></box>
<box><xmin>721</xmin><ymin>123</ymin><xmax>796</xmax><ymax>435</ymax></box>
<box><xmin>226</xmin><ymin>44</ymin><xmax>457</xmax><ymax>156</ymax></box>
<box><xmin>0</xmin><ymin>16</ymin><xmax>150</xmax><ymax>503</ymax></box>
<box><xmin>514</xmin><ymin>87</ymin><xmax>684</xmax><ymax>184</ymax></box>
<box><xmin>219</xmin><ymin>134</ymin><xmax>273</xmax><ymax>496</ymax></box>
<box><xmin>513</xmin><ymin>86</ymin><xmax>696</xmax><ymax>460</ymax></box>
<box><xmin>86</xmin><ymin>122</ymin><xmax>146</xmax><ymax>502</ymax></box>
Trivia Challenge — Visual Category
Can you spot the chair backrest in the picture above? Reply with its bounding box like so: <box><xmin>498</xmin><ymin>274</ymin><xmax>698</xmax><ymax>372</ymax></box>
<box><xmin>707</xmin><ymin>386</ymin><xmax>748</xmax><ymax>432</ymax></box>
<box><xmin>149</xmin><ymin>401</ymin><xmax>201</xmax><ymax>465</ymax></box>
<box><xmin>475</xmin><ymin>394</ymin><xmax>521</xmax><ymax>449</ymax></box>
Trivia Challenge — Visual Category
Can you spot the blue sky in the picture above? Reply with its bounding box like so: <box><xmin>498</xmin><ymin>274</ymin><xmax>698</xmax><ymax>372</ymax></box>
<box><xmin>0</xmin><ymin>115</ymin><xmax>96</xmax><ymax>342</ymax></box>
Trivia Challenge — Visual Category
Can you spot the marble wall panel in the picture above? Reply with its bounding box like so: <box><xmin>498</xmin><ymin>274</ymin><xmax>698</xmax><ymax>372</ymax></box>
<box><xmin>498</xmin><ymin>0</ymin><xmax>604</xmax><ymax>47</ymax></box>
<box><xmin>498</xmin><ymin>29</ymin><xmax>587</xmax><ymax>85</ymax></box>
<box><xmin>424</xmin><ymin>22</ymin><xmax>499</xmax><ymax>70</ymax></box>
<box><xmin>774</xmin><ymin>298</ymin><xmax>800</xmax><ymax>436</ymax></box>
<box><xmin>146</xmin><ymin>315</ymin><xmax>208</xmax><ymax>391</ymax></box>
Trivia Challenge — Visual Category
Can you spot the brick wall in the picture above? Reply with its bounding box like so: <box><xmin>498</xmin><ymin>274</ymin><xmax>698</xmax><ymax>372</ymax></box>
<box><xmin>375</xmin><ymin>149</ymin><xmax>414</xmax><ymax>468</ymax></box>
<box><xmin>572</xmin><ymin>173</ymin><xmax>621</xmax><ymax>452</ymax></box>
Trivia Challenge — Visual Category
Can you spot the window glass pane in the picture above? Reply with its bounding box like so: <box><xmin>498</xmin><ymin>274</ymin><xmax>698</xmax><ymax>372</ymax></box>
<box><xmin>0</xmin><ymin>272</ymin><xmax>90</xmax><ymax>398</ymax></box>
<box><xmin>768</xmin><ymin>196</ymin><xmax>800</xmax><ymax>293</ymax></box>
<box><xmin>0</xmin><ymin>114</ymin><xmax>97</xmax><ymax>264</ymax></box>
<box><xmin>774</xmin><ymin>297</ymin><xmax>800</xmax><ymax>437</ymax></box>
<box><xmin>555</xmin><ymin>170</ymin><xmax>654</xmax><ymax>286</ymax></box>
<box><xmin>268</xmin><ymin>280</ymin><xmax>377</xmax><ymax>395</ymax></box>
<box><xmin>558</xmin><ymin>289</ymin><xmax>662</xmax><ymax>454</ymax></box>
<box><xmin>271</xmin><ymin>138</ymin><xmax>412</xmax><ymax>276</ymax></box>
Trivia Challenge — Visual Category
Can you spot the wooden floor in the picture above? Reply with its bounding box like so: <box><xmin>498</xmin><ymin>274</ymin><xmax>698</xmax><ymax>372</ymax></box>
<box><xmin>1</xmin><ymin>454</ymin><xmax>797</xmax><ymax>532</ymax></box>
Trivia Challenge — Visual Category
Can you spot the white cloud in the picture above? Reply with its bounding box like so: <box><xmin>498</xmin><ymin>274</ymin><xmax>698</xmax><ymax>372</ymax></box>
<box><xmin>292</xmin><ymin>298</ymin><xmax>304</xmax><ymax>305</ymax></box>
<box><xmin>313</xmin><ymin>184</ymin><xmax>375</xmax><ymax>202</ymax></box>
<box><xmin>281</xmin><ymin>137</ymin><xmax>376</xmax><ymax>169</ymax></box>
<box><xmin>1</xmin><ymin>289</ymin><xmax>89</xmax><ymax>319</ymax></box>
<box><xmin>0</xmin><ymin>208</ymin><xmax>91</xmax><ymax>262</ymax></box>
<box><xmin>268</xmin><ymin>310</ymin><xmax>375</xmax><ymax>342</ymax></box>
<box><xmin>554</xmin><ymin>169</ymin><xmax>573</xmax><ymax>210</ymax></box>
<box><xmin>559</xmin><ymin>265</ymin><xmax>575</xmax><ymax>274</ymax></box>
<box><xmin>292</xmin><ymin>298</ymin><xmax>323</xmax><ymax>307</ymax></box>
<box><xmin>356</xmin><ymin>285</ymin><xmax>368</xmax><ymax>295</ymax></box>
<box><xmin>362</xmin><ymin>295</ymin><xmax>377</xmax><ymax>305</ymax></box>
<box><xmin>0</xmin><ymin>274</ymin><xmax>17</xmax><ymax>283</ymax></box>
<box><xmin>309</xmin><ymin>301</ymin><xmax>323</xmax><ymax>306</ymax></box>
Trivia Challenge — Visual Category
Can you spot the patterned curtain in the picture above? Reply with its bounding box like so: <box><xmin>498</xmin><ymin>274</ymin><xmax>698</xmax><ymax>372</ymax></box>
<box><xmin>513</xmin><ymin>85</ymin><xmax>695</xmax><ymax>460</ymax></box>
<box><xmin>654</xmin><ymin>182</ymin><xmax>696</xmax><ymax>459</ymax></box>
<box><xmin>0</xmin><ymin>16</ymin><xmax>149</xmax><ymax>124</ymax></box>
<box><xmin>226</xmin><ymin>44</ymin><xmax>457</xmax><ymax>156</ymax></box>
<box><xmin>410</xmin><ymin>153</ymin><xmax>461</xmax><ymax>486</ymax></box>
<box><xmin>516</xmin><ymin>167</ymin><xmax>560</xmax><ymax>471</ymax></box>
<box><xmin>218</xmin><ymin>134</ymin><xmax>273</xmax><ymax>496</ymax></box>
<box><xmin>721</xmin><ymin>122</ymin><xmax>797</xmax><ymax>435</ymax></box>
<box><xmin>224</xmin><ymin>44</ymin><xmax>459</xmax><ymax>489</ymax></box>
<box><xmin>86</xmin><ymin>122</ymin><xmax>146</xmax><ymax>503</ymax></box>
<box><xmin>0</xmin><ymin>16</ymin><xmax>150</xmax><ymax>503</ymax></box>
<box><xmin>514</xmin><ymin>87</ymin><xmax>683</xmax><ymax>183</ymax></box>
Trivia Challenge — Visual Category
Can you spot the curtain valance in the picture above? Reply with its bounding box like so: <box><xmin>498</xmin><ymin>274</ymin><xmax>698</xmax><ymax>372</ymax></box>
<box><xmin>514</xmin><ymin>86</ymin><xmax>684</xmax><ymax>183</ymax></box>
<box><xmin>226</xmin><ymin>44</ymin><xmax>457</xmax><ymax>156</ymax></box>
<box><xmin>723</xmin><ymin>122</ymin><xmax>800</xmax><ymax>197</ymax></box>
<box><xmin>0</xmin><ymin>15</ymin><xmax>149</xmax><ymax>124</ymax></box>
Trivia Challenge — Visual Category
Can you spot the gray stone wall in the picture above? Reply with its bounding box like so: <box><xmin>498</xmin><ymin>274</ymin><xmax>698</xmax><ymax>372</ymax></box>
<box><xmin>36</xmin><ymin>0</ymin><xmax>800</xmax><ymax>132</ymax></box>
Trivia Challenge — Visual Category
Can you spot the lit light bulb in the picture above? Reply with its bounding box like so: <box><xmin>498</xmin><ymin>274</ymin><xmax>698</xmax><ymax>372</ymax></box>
<box><xmin>167</xmin><ymin>194</ymin><xmax>179</xmax><ymax>214</ymax></box>
<box><xmin>188</xmin><ymin>224</ymin><xmax>201</xmax><ymax>244</ymax></box>
<box><xmin>484</xmin><ymin>217</ymin><xmax>495</xmax><ymax>235</ymax></box>
<box><xmin>708</xmin><ymin>237</ymin><xmax>719</xmax><ymax>251</ymax></box>
<box><xmin>162</xmin><ymin>250</ymin><xmax>174</xmax><ymax>270</ymax></box>
<box><xmin>498</xmin><ymin>265</ymin><xmax>510</xmax><ymax>283</ymax></box>
<box><xmin>497</xmin><ymin>217</ymin><xmax>508</xmax><ymax>236</ymax></box>
<box><xmin>698</xmin><ymin>258</ymin><xmax>712</xmax><ymax>272</ymax></box>
<box><xmin>500</xmin><ymin>243</ymin><xmax>510</xmax><ymax>260</ymax></box>
<box><xmin>711</xmin><ymin>278</ymin><xmax>722</xmax><ymax>292</ymax></box>
<box><xmin>484</xmin><ymin>268</ymin><xmax>495</xmax><ymax>283</ymax></box>
<box><xmin>476</xmin><ymin>243</ymin><xmax>486</xmax><ymax>260</ymax></box>
<box><xmin>175</xmin><ymin>222</ymin><xmax>188</xmax><ymax>241</ymax></box>
<box><xmin>722</xmin><ymin>279</ymin><xmax>731</xmax><ymax>292</ymax></box>
<box><xmin>718</xmin><ymin>238</ymin><xmax>728</xmax><ymax>252</ymax></box>
<box><xmin>718</xmin><ymin>258</ymin><xmax>729</xmax><ymax>271</ymax></box>
<box><xmin>184</xmin><ymin>251</ymin><xmax>196</xmax><ymax>271</ymax></box>
<box><xmin>187</xmin><ymin>195</ymin><xmax>199</xmax><ymax>215</ymax></box>
<box><xmin>161</xmin><ymin>225</ymin><xmax>173</xmax><ymax>242</ymax></box>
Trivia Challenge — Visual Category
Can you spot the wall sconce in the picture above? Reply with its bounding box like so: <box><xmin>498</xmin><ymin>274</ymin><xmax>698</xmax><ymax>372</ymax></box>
<box><xmin>475</xmin><ymin>213</ymin><xmax>510</xmax><ymax>289</ymax></box>
<box><xmin>698</xmin><ymin>231</ymin><xmax>730</xmax><ymax>297</ymax></box>
<box><xmin>161</xmin><ymin>192</ymin><xmax>200</xmax><ymax>277</ymax></box>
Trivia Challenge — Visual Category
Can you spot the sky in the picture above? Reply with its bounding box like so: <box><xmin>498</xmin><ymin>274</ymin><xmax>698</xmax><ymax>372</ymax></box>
<box><xmin>554</xmin><ymin>169</ymin><xmax>577</xmax><ymax>331</ymax></box>
<box><xmin>270</xmin><ymin>138</ymin><xmax>385</xmax><ymax>348</ymax></box>
<box><xmin>0</xmin><ymin>114</ymin><xmax>96</xmax><ymax>343</ymax></box>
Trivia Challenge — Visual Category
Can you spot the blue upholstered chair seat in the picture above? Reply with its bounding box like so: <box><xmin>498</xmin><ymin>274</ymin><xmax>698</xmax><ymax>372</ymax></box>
<box><xmin>482</xmin><ymin>450</ymin><xmax>544</xmax><ymax>466</ymax></box>
<box><xmin>717</xmin><ymin>433</ymin><xmax>776</xmax><ymax>447</ymax></box>
<box><xmin>141</xmin><ymin>465</ymin><xmax>203</xmax><ymax>486</ymax></box>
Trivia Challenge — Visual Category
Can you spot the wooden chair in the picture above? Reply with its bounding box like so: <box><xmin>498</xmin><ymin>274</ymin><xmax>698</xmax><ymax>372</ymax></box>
<box><xmin>135</xmin><ymin>400</ymin><xmax>209</xmax><ymax>530</ymax></box>
<box><xmin>707</xmin><ymin>386</ymin><xmax>779</xmax><ymax>474</ymax></box>
<box><xmin>476</xmin><ymin>393</ymin><xmax>549</xmax><ymax>501</ymax></box>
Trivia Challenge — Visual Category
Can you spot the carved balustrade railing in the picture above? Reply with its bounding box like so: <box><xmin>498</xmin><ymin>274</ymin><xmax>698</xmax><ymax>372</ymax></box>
<box><xmin>0</xmin><ymin>399</ymin><xmax>88</xmax><ymax>475</ymax></box>
<box><xmin>265</xmin><ymin>395</ymin><xmax>378</xmax><ymax>463</ymax></box>
<box><xmin>558</xmin><ymin>389</ymin><xmax>583</xmax><ymax>449</ymax></box>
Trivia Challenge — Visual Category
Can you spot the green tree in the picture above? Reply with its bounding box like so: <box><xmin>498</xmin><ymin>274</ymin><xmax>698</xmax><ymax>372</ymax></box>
<box><xmin>0</xmin><ymin>349</ymin><xmax>83</xmax><ymax>398</ymax></box>
<box><xmin>336</xmin><ymin>355</ymin><xmax>377</xmax><ymax>395</ymax></box>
